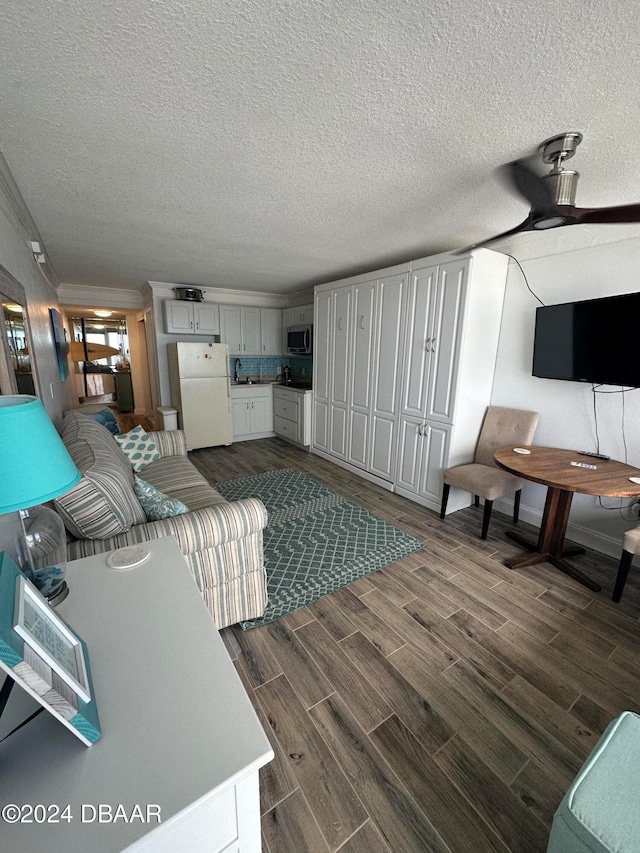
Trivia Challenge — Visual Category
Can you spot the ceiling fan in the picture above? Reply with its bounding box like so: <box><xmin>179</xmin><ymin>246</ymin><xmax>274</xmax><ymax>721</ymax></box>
<box><xmin>461</xmin><ymin>132</ymin><xmax>640</xmax><ymax>251</ymax></box>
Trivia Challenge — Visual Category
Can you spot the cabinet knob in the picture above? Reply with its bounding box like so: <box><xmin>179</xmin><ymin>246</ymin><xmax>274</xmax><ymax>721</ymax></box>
<box><xmin>425</xmin><ymin>337</ymin><xmax>431</xmax><ymax>351</ymax></box>
<box><xmin>431</xmin><ymin>337</ymin><xmax>437</xmax><ymax>352</ymax></box>
<box><xmin>360</xmin><ymin>315</ymin><xmax>365</xmax><ymax>330</ymax></box>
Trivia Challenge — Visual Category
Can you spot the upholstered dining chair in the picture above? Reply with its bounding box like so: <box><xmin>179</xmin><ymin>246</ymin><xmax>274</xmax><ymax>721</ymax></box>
<box><xmin>440</xmin><ymin>405</ymin><xmax>540</xmax><ymax>539</ymax></box>
<box><xmin>613</xmin><ymin>527</ymin><xmax>640</xmax><ymax>602</ymax></box>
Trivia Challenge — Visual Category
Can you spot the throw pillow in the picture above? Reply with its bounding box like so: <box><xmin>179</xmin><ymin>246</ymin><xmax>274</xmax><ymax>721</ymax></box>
<box><xmin>134</xmin><ymin>477</ymin><xmax>189</xmax><ymax>521</ymax></box>
<box><xmin>114</xmin><ymin>425</ymin><xmax>161</xmax><ymax>472</ymax></box>
<box><xmin>84</xmin><ymin>408</ymin><xmax>120</xmax><ymax>435</ymax></box>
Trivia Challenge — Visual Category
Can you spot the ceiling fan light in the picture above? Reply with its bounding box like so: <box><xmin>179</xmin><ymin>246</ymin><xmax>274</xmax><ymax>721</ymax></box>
<box><xmin>533</xmin><ymin>216</ymin><xmax>567</xmax><ymax>230</ymax></box>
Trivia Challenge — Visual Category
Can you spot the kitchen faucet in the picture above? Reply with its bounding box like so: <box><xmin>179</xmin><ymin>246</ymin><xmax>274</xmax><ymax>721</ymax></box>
<box><xmin>234</xmin><ymin>359</ymin><xmax>241</xmax><ymax>382</ymax></box>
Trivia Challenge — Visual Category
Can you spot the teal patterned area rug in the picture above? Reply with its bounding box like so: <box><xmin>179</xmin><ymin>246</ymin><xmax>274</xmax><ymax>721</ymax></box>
<box><xmin>215</xmin><ymin>468</ymin><xmax>424</xmax><ymax>630</ymax></box>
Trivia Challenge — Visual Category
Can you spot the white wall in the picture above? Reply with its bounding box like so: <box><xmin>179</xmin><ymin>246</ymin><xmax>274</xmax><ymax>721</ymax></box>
<box><xmin>0</xmin><ymin>160</ymin><xmax>72</xmax><ymax>426</ymax></box>
<box><xmin>491</xmin><ymin>234</ymin><xmax>640</xmax><ymax>557</ymax></box>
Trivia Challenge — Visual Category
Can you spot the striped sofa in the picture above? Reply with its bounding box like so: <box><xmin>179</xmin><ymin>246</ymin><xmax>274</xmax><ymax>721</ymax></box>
<box><xmin>54</xmin><ymin>411</ymin><xmax>268</xmax><ymax>629</ymax></box>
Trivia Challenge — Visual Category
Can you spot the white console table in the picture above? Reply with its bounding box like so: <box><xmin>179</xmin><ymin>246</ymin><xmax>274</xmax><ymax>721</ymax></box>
<box><xmin>0</xmin><ymin>536</ymin><xmax>273</xmax><ymax>852</ymax></box>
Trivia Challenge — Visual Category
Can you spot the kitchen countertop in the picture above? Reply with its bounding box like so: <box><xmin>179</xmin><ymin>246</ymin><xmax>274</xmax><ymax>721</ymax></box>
<box><xmin>231</xmin><ymin>380</ymin><xmax>312</xmax><ymax>391</ymax></box>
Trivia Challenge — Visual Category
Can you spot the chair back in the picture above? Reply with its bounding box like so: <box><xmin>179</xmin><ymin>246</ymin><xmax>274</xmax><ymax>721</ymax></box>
<box><xmin>474</xmin><ymin>406</ymin><xmax>539</xmax><ymax>468</ymax></box>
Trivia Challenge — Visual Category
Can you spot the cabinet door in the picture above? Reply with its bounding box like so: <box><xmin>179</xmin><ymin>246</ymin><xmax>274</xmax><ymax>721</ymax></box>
<box><xmin>281</xmin><ymin>308</ymin><xmax>292</xmax><ymax>353</ymax></box>
<box><xmin>347</xmin><ymin>280</ymin><xmax>375</xmax><ymax>468</ymax></box>
<box><xmin>260</xmin><ymin>309</ymin><xmax>282</xmax><ymax>355</ymax></box>
<box><xmin>395</xmin><ymin>416</ymin><xmax>424</xmax><ymax>493</ymax></box>
<box><xmin>232</xmin><ymin>398</ymin><xmax>251</xmax><ymax>437</ymax></box>
<box><xmin>312</xmin><ymin>291</ymin><xmax>332</xmax><ymax>453</ymax></box>
<box><xmin>331</xmin><ymin>289</ymin><xmax>351</xmax><ymax>407</ymax></box>
<box><xmin>164</xmin><ymin>301</ymin><xmax>194</xmax><ymax>334</ymax></box>
<box><xmin>418</xmin><ymin>422</ymin><xmax>451</xmax><ymax>503</ymax></box>
<box><xmin>194</xmin><ymin>303</ymin><xmax>220</xmax><ymax>335</ymax></box>
<box><xmin>425</xmin><ymin>261</ymin><xmax>467</xmax><ymax>424</ymax></box>
<box><xmin>370</xmin><ymin>273</ymin><xmax>406</xmax><ymax>481</ymax></box>
<box><xmin>401</xmin><ymin>265</ymin><xmax>437</xmax><ymax>418</ymax></box>
<box><xmin>250</xmin><ymin>396</ymin><xmax>272</xmax><ymax>433</ymax></box>
<box><xmin>242</xmin><ymin>308</ymin><xmax>261</xmax><ymax>355</ymax></box>
<box><xmin>220</xmin><ymin>307</ymin><xmax>242</xmax><ymax>354</ymax></box>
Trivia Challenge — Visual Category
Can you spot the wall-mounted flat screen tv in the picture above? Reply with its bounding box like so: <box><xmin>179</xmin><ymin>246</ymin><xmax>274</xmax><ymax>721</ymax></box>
<box><xmin>532</xmin><ymin>291</ymin><xmax>640</xmax><ymax>387</ymax></box>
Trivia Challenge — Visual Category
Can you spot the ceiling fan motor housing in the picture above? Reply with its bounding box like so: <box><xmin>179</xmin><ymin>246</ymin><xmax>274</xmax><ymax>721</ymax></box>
<box><xmin>543</xmin><ymin>170</ymin><xmax>580</xmax><ymax>206</ymax></box>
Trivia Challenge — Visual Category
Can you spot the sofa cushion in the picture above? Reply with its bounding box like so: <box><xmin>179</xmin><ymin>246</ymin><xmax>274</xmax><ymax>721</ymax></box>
<box><xmin>115</xmin><ymin>426</ymin><xmax>161</xmax><ymax>472</ymax></box>
<box><xmin>54</xmin><ymin>412</ymin><xmax>147</xmax><ymax>539</ymax></box>
<box><xmin>134</xmin><ymin>477</ymin><xmax>189</xmax><ymax>521</ymax></box>
<box><xmin>141</xmin><ymin>456</ymin><xmax>228</xmax><ymax>511</ymax></box>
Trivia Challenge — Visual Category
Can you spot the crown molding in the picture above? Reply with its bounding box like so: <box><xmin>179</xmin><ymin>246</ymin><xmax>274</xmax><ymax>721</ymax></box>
<box><xmin>57</xmin><ymin>283</ymin><xmax>144</xmax><ymax>310</ymax></box>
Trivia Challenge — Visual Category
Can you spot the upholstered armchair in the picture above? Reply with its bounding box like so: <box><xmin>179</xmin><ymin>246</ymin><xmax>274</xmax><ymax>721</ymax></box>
<box><xmin>440</xmin><ymin>405</ymin><xmax>539</xmax><ymax>539</ymax></box>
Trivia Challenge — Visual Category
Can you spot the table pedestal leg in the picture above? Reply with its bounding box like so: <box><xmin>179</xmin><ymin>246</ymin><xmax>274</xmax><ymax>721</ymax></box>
<box><xmin>504</xmin><ymin>487</ymin><xmax>600</xmax><ymax>592</ymax></box>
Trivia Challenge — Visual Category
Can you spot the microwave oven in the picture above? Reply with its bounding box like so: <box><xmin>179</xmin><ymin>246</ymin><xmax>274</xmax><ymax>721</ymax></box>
<box><xmin>286</xmin><ymin>324</ymin><xmax>313</xmax><ymax>355</ymax></box>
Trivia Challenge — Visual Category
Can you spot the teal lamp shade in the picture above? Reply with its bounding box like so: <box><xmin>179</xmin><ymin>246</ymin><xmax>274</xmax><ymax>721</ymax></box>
<box><xmin>0</xmin><ymin>396</ymin><xmax>80</xmax><ymax>513</ymax></box>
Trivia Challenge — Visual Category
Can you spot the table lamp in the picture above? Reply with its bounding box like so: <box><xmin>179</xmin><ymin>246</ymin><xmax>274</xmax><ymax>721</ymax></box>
<box><xmin>0</xmin><ymin>396</ymin><xmax>80</xmax><ymax>605</ymax></box>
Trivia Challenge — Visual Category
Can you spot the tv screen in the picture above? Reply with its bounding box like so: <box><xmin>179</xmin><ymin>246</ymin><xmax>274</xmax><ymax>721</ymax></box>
<box><xmin>532</xmin><ymin>291</ymin><xmax>640</xmax><ymax>387</ymax></box>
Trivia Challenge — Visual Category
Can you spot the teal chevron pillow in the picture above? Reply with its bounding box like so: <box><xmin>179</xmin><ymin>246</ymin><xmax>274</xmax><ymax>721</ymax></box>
<box><xmin>115</xmin><ymin>426</ymin><xmax>161</xmax><ymax>472</ymax></box>
<box><xmin>133</xmin><ymin>477</ymin><xmax>189</xmax><ymax>521</ymax></box>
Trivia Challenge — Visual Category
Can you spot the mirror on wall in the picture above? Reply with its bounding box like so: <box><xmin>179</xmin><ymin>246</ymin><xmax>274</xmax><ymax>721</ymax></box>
<box><xmin>3</xmin><ymin>301</ymin><xmax>35</xmax><ymax>395</ymax></box>
<box><xmin>0</xmin><ymin>265</ymin><xmax>38</xmax><ymax>398</ymax></box>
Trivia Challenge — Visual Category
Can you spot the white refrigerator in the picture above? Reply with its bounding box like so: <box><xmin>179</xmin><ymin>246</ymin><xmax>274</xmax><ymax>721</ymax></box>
<box><xmin>167</xmin><ymin>342</ymin><xmax>233</xmax><ymax>450</ymax></box>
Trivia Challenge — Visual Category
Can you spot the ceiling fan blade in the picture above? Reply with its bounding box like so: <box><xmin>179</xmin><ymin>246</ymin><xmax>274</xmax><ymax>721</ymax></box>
<box><xmin>454</xmin><ymin>214</ymin><xmax>536</xmax><ymax>254</ymax></box>
<box><xmin>573</xmin><ymin>204</ymin><xmax>640</xmax><ymax>224</ymax></box>
<box><xmin>501</xmin><ymin>159</ymin><xmax>556</xmax><ymax>212</ymax></box>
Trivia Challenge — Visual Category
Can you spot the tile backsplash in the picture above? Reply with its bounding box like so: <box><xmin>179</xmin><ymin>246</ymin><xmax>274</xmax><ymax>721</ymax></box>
<box><xmin>229</xmin><ymin>355</ymin><xmax>313</xmax><ymax>379</ymax></box>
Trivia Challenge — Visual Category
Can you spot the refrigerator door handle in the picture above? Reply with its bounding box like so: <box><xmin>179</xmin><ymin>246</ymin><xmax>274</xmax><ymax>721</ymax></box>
<box><xmin>226</xmin><ymin>376</ymin><xmax>231</xmax><ymax>411</ymax></box>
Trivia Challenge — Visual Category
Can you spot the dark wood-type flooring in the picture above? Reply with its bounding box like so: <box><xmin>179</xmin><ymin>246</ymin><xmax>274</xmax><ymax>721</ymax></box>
<box><xmin>185</xmin><ymin>437</ymin><xmax>640</xmax><ymax>852</ymax></box>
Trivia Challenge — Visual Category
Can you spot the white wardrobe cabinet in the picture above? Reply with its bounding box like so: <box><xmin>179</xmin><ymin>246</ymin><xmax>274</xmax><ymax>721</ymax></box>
<box><xmin>313</xmin><ymin>265</ymin><xmax>409</xmax><ymax>486</ymax></box>
<box><xmin>313</xmin><ymin>249</ymin><xmax>508</xmax><ymax>511</ymax></box>
<box><xmin>394</xmin><ymin>250</ymin><xmax>509</xmax><ymax>513</ymax></box>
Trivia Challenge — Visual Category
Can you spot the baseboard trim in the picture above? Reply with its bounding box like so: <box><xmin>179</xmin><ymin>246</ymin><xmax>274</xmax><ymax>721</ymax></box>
<box><xmin>310</xmin><ymin>449</ymin><xmax>394</xmax><ymax>491</ymax></box>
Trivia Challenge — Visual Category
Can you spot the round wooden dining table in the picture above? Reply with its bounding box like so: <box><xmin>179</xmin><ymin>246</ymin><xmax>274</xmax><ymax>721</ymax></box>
<box><xmin>494</xmin><ymin>446</ymin><xmax>640</xmax><ymax>592</ymax></box>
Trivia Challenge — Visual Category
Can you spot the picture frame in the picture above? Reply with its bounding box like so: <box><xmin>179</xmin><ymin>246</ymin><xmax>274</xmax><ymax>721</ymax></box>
<box><xmin>49</xmin><ymin>307</ymin><xmax>69</xmax><ymax>382</ymax></box>
<box><xmin>13</xmin><ymin>575</ymin><xmax>91</xmax><ymax>703</ymax></box>
<box><xmin>0</xmin><ymin>552</ymin><xmax>100</xmax><ymax>746</ymax></box>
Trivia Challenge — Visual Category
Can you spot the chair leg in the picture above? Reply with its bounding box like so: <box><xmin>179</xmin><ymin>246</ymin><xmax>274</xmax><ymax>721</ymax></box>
<box><xmin>613</xmin><ymin>550</ymin><xmax>634</xmax><ymax>603</ymax></box>
<box><xmin>481</xmin><ymin>500</ymin><xmax>493</xmax><ymax>540</ymax></box>
<box><xmin>474</xmin><ymin>495</ymin><xmax>480</xmax><ymax>508</ymax></box>
<box><xmin>513</xmin><ymin>489</ymin><xmax>521</xmax><ymax>524</ymax></box>
<box><xmin>440</xmin><ymin>484</ymin><xmax>450</xmax><ymax>520</ymax></box>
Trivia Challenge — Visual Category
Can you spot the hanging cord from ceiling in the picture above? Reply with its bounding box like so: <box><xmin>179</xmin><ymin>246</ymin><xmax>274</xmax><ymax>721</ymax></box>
<box><xmin>591</xmin><ymin>383</ymin><xmax>639</xmax><ymax>519</ymax></box>
<box><xmin>503</xmin><ymin>253</ymin><xmax>545</xmax><ymax>306</ymax></box>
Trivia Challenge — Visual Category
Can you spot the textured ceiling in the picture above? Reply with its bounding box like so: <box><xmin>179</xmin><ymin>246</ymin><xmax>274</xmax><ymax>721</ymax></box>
<box><xmin>1</xmin><ymin>0</ymin><xmax>639</xmax><ymax>294</ymax></box>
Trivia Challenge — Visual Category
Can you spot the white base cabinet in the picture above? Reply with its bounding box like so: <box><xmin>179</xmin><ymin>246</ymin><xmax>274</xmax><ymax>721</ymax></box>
<box><xmin>273</xmin><ymin>385</ymin><xmax>311</xmax><ymax>447</ymax></box>
<box><xmin>313</xmin><ymin>249</ymin><xmax>509</xmax><ymax>513</ymax></box>
<box><xmin>231</xmin><ymin>385</ymin><xmax>274</xmax><ymax>441</ymax></box>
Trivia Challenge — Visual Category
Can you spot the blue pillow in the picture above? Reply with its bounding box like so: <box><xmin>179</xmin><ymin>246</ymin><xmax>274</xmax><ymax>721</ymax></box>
<box><xmin>85</xmin><ymin>408</ymin><xmax>120</xmax><ymax>435</ymax></box>
<box><xmin>134</xmin><ymin>477</ymin><xmax>189</xmax><ymax>522</ymax></box>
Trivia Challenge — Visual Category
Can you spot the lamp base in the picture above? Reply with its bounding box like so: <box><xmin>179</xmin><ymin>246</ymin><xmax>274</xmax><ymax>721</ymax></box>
<box><xmin>47</xmin><ymin>579</ymin><xmax>69</xmax><ymax>608</ymax></box>
<box><xmin>17</xmin><ymin>505</ymin><xmax>69</xmax><ymax>605</ymax></box>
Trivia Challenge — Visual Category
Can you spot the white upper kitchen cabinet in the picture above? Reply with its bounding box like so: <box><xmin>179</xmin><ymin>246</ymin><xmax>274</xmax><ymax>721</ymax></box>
<box><xmin>260</xmin><ymin>308</ymin><xmax>282</xmax><ymax>356</ymax></box>
<box><xmin>219</xmin><ymin>306</ymin><xmax>262</xmax><ymax>355</ymax></box>
<box><xmin>289</xmin><ymin>304</ymin><xmax>314</xmax><ymax>325</ymax></box>
<box><xmin>163</xmin><ymin>300</ymin><xmax>220</xmax><ymax>336</ymax></box>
